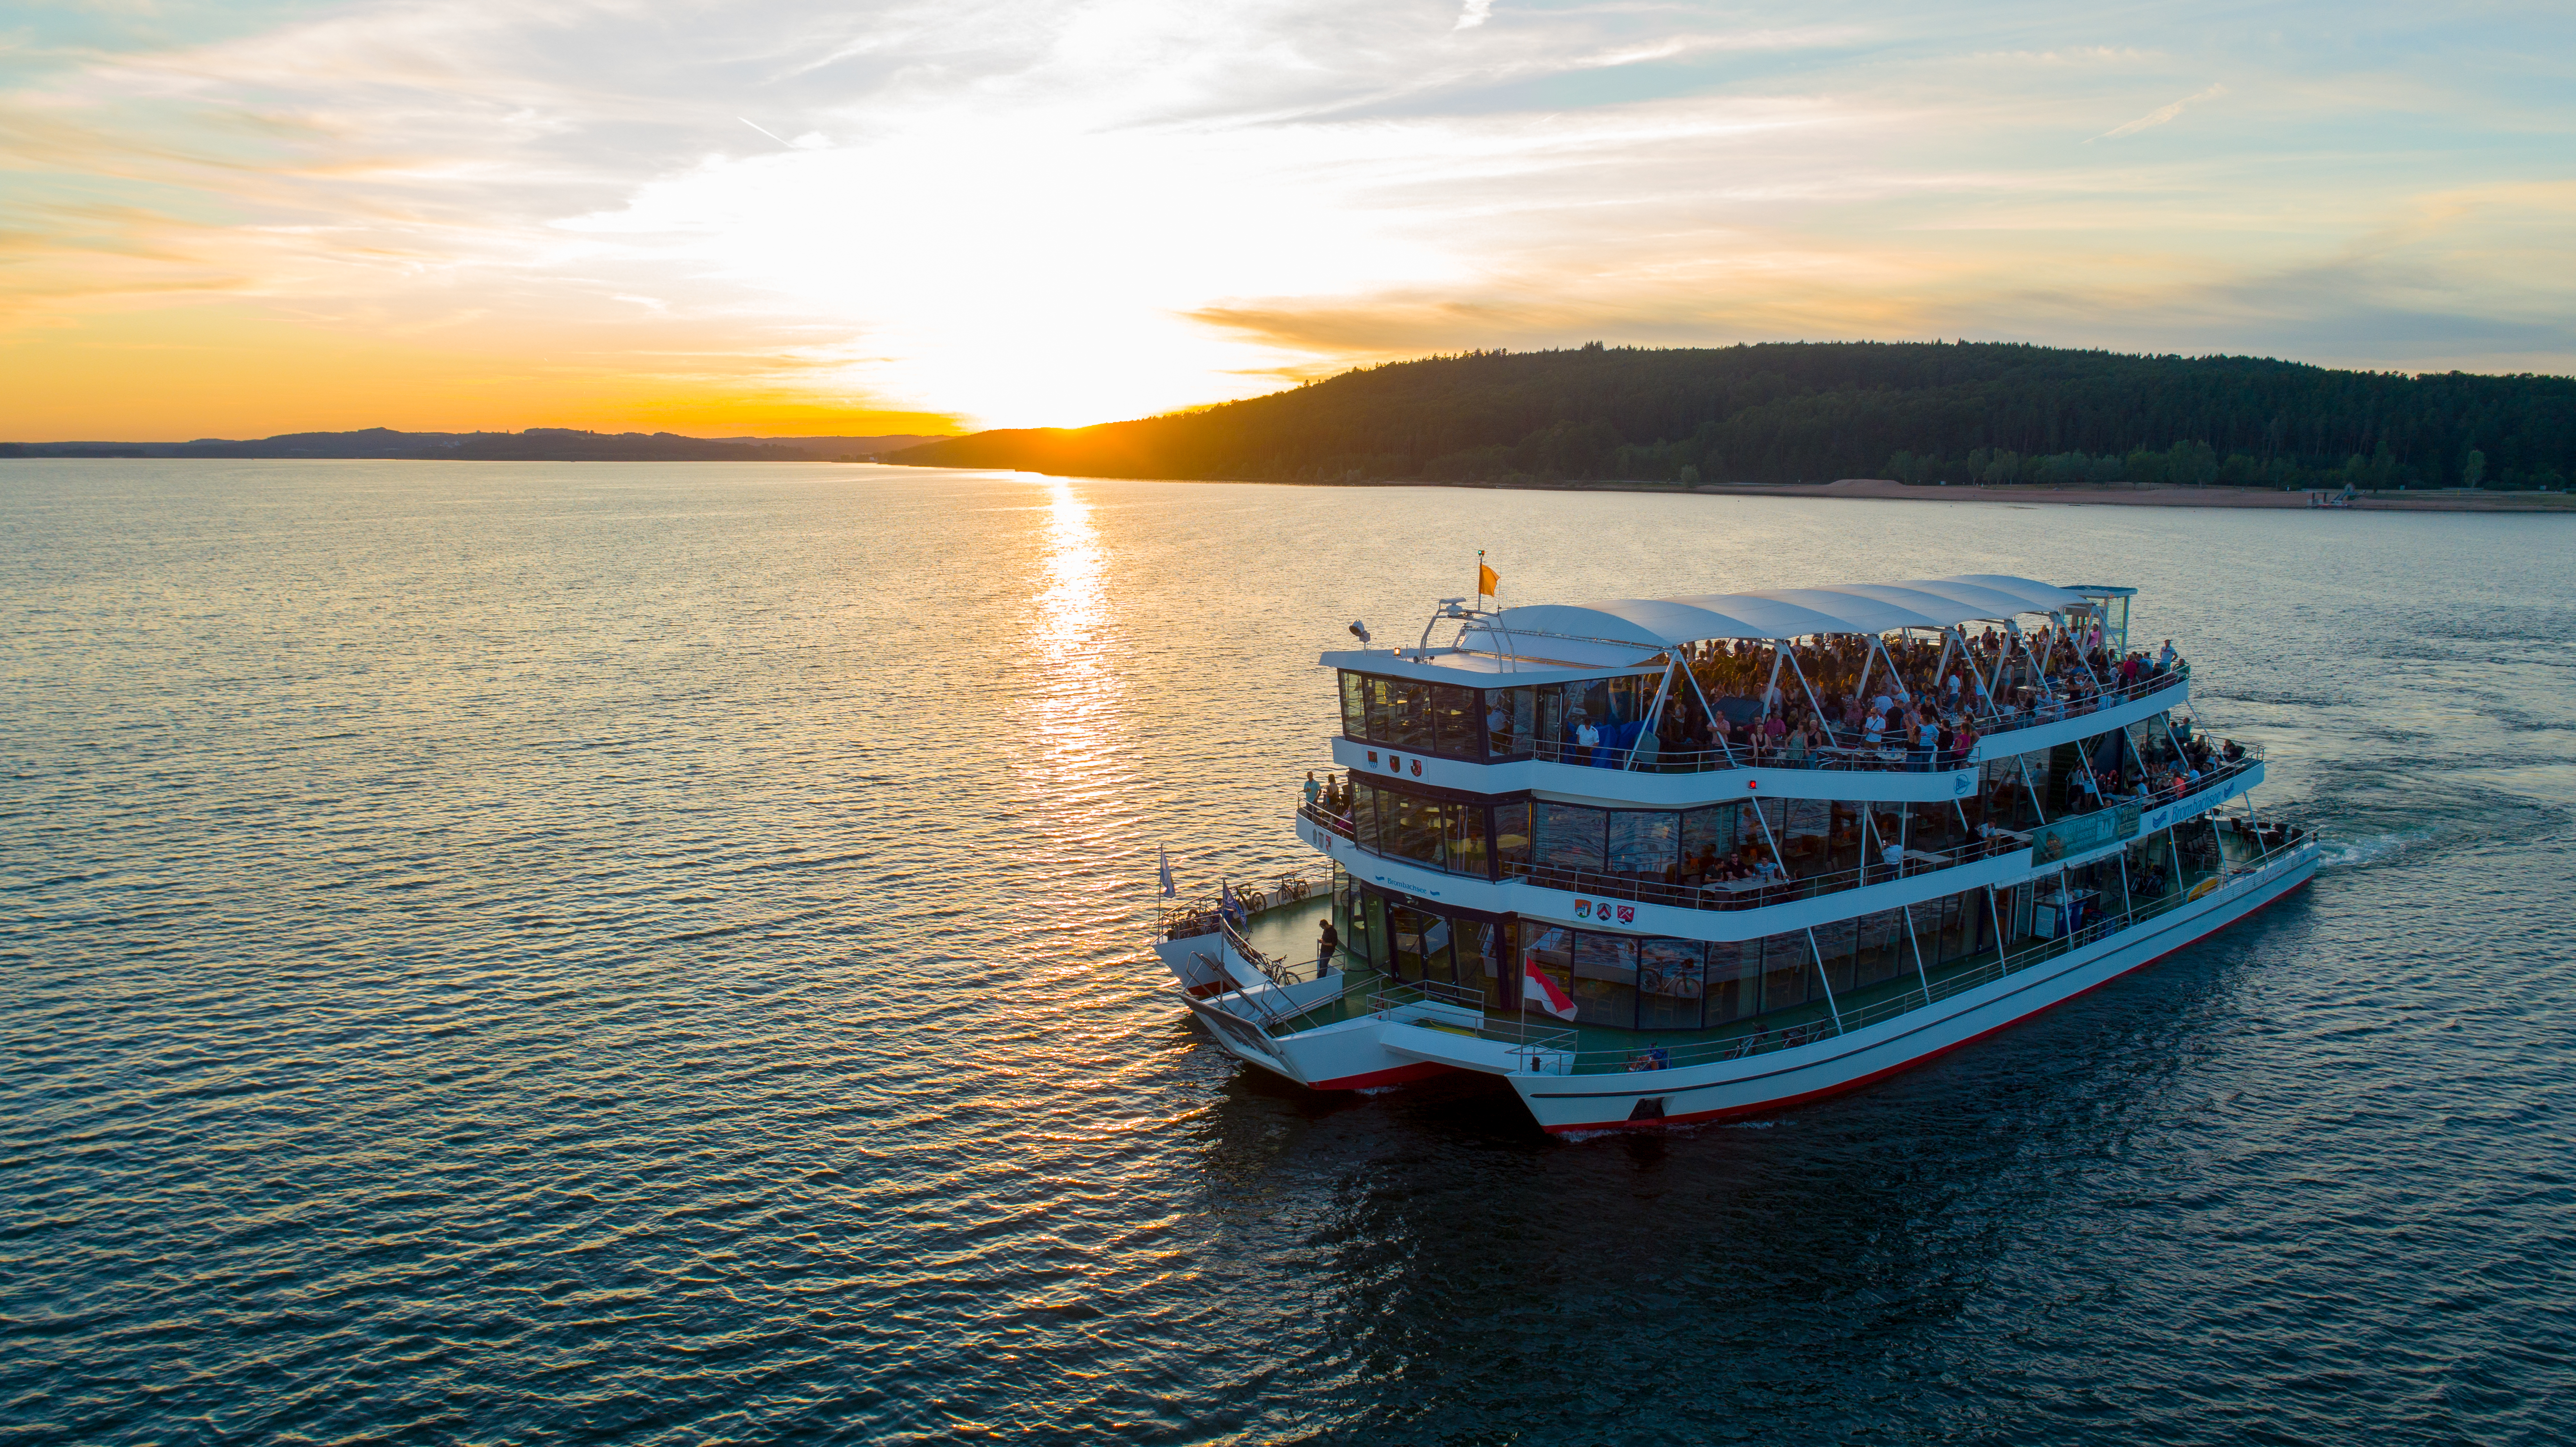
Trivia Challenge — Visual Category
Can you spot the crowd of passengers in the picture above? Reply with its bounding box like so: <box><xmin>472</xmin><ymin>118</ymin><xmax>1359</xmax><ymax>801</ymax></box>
<box><xmin>1304</xmin><ymin>710</ymin><xmax>2255</xmax><ymax>894</ymax></box>
<box><xmin>1553</xmin><ymin>626</ymin><xmax>2186</xmax><ymax>773</ymax></box>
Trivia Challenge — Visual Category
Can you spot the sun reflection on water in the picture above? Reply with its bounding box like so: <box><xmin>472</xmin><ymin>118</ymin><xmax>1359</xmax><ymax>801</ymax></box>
<box><xmin>1019</xmin><ymin>479</ymin><xmax>1125</xmax><ymax>816</ymax></box>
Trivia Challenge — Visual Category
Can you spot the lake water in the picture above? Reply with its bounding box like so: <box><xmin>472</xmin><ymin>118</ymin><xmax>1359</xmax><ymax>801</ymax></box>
<box><xmin>5</xmin><ymin>461</ymin><xmax>2573</xmax><ymax>1445</ymax></box>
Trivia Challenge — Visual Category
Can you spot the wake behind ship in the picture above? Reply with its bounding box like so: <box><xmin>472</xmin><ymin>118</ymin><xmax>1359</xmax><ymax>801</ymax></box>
<box><xmin>1154</xmin><ymin>574</ymin><xmax>2318</xmax><ymax>1134</ymax></box>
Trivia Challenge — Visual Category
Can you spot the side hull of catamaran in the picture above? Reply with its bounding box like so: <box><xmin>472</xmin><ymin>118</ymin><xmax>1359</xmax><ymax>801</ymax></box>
<box><xmin>1509</xmin><ymin>844</ymin><xmax>2317</xmax><ymax>1133</ymax></box>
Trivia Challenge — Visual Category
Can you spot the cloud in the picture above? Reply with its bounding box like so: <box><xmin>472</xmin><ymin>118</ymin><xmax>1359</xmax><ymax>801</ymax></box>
<box><xmin>1455</xmin><ymin>0</ymin><xmax>1493</xmax><ymax>30</ymax></box>
<box><xmin>2090</xmin><ymin>82</ymin><xmax>2227</xmax><ymax>142</ymax></box>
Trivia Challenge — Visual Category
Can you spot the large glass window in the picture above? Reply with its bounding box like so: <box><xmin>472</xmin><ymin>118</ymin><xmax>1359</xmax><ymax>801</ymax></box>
<box><xmin>1466</xmin><ymin>920</ymin><xmax>1511</xmax><ymax>1010</ymax></box>
<box><xmin>1638</xmin><ymin>937</ymin><xmax>1704</xmax><ymax>1031</ymax></box>
<box><xmin>1854</xmin><ymin>909</ymin><xmax>1908</xmax><ymax>988</ymax></box>
<box><xmin>1352</xmin><ymin>781</ymin><xmax>1495</xmax><ymax>879</ymax></box>
<box><xmin>1391</xmin><ymin>681</ymin><xmax>1435</xmax><ymax>749</ymax></box>
<box><xmin>1483</xmin><ymin>687</ymin><xmax>1536</xmax><ymax>758</ymax></box>
<box><xmin>1390</xmin><ymin>906</ymin><xmax>1454</xmax><ymax>984</ymax></box>
<box><xmin>1521</xmin><ymin>925</ymin><xmax>1574</xmax><ymax>1019</ymax></box>
<box><xmin>1571</xmin><ymin>930</ymin><xmax>1638</xmax><ymax>1028</ymax></box>
<box><xmin>1445</xmin><ymin>802</ymin><xmax>1489</xmax><ymax>879</ymax></box>
<box><xmin>1340</xmin><ymin>671</ymin><xmax>1366</xmax><ymax>738</ymax></box>
<box><xmin>1813</xmin><ymin>917</ymin><xmax>1858</xmax><ymax>995</ymax></box>
<box><xmin>1607</xmin><ymin>810</ymin><xmax>1679</xmax><ymax>879</ymax></box>
<box><xmin>1385</xmin><ymin>789</ymin><xmax>1444</xmax><ymax>867</ymax></box>
<box><xmin>1705</xmin><ymin>939</ymin><xmax>1757</xmax><ymax>1023</ymax></box>
<box><xmin>1758</xmin><ymin>931</ymin><xmax>1816</xmax><ymax>1014</ymax></box>
<box><xmin>1493</xmin><ymin>801</ymin><xmax>1532</xmax><ymax>872</ymax></box>
<box><xmin>1536</xmin><ymin>802</ymin><xmax>1606</xmax><ymax>872</ymax></box>
<box><xmin>1681</xmin><ymin>805</ymin><xmax>1741</xmax><ymax>875</ymax></box>
<box><xmin>1432</xmin><ymin>684</ymin><xmax>1476</xmax><ymax>757</ymax></box>
<box><xmin>1779</xmin><ymin>798</ymin><xmax>1831</xmax><ymax>878</ymax></box>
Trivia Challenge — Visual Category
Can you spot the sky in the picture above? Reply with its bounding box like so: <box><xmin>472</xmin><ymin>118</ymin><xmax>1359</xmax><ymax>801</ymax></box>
<box><xmin>2</xmin><ymin>0</ymin><xmax>2571</xmax><ymax>439</ymax></box>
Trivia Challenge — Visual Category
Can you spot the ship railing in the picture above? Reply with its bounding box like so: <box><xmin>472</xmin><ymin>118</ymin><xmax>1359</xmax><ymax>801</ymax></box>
<box><xmin>1156</xmin><ymin>872</ymin><xmax>1329</xmax><ymax>942</ymax></box>
<box><xmin>1502</xmin><ymin>833</ymin><xmax>2017</xmax><ymax>915</ymax></box>
<box><xmin>1495</xmin><ymin>665</ymin><xmax>2190</xmax><ymax>777</ymax></box>
<box><xmin>1299</xmin><ymin>803</ymin><xmax>1357</xmax><ymax>839</ymax></box>
<box><xmin>1544</xmin><ymin>826</ymin><xmax>2315</xmax><ymax>1076</ymax></box>
<box><xmin>1218</xmin><ymin>915</ymin><xmax>1305</xmax><ymax>992</ymax></box>
<box><xmin>1371</xmin><ymin>984</ymin><xmax>1580</xmax><ymax>1073</ymax></box>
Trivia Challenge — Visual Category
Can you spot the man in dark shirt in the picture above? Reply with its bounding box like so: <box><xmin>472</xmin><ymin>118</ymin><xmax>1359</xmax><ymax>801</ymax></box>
<box><xmin>1316</xmin><ymin>919</ymin><xmax>1339</xmax><ymax>976</ymax></box>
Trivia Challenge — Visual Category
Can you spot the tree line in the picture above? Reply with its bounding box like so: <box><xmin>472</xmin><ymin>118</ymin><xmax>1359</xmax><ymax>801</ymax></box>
<box><xmin>889</xmin><ymin>341</ymin><xmax>2576</xmax><ymax>490</ymax></box>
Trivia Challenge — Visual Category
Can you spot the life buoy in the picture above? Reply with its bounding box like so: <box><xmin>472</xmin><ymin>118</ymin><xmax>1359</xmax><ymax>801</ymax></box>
<box><xmin>2186</xmin><ymin>878</ymin><xmax>2219</xmax><ymax>902</ymax></box>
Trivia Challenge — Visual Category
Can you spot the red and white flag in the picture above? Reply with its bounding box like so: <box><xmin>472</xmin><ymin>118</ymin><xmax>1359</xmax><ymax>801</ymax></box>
<box><xmin>1522</xmin><ymin>960</ymin><xmax>1577</xmax><ymax>1020</ymax></box>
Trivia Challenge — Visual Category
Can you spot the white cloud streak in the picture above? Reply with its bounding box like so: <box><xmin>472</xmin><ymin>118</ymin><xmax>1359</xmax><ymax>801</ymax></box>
<box><xmin>2091</xmin><ymin>82</ymin><xmax>2228</xmax><ymax>141</ymax></box>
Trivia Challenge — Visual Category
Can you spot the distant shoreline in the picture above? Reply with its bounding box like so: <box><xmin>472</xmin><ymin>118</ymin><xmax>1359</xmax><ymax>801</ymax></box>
<box><xmin>1283</xmin><ymin>475</ymin><xmax>2576</xmax><ymax>512</ymax></box>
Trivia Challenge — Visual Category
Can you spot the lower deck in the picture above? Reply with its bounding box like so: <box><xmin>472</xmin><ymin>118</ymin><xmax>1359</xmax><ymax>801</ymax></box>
<box><xmin>1223</xmin><ymin>812</ymin><xmax>2290</xmax><ymax>1072</ymax></box>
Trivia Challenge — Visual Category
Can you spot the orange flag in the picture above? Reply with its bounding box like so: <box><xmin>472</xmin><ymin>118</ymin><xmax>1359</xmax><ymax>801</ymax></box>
<box><xmin>1478</xmin><ymin>559</ymin><xmax>1499</xmax><ymax>597</ymax></box>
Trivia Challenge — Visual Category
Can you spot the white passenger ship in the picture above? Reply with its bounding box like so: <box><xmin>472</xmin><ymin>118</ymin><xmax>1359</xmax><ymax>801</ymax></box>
<box><xmin>1155</xmin><ymin>575</ymin><xmax>2318</xmax><ymax>1134</ymax></box>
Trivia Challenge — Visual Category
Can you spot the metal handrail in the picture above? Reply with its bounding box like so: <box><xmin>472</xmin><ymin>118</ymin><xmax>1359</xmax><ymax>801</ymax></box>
<box><xmin>1345</xmin><ymin>665</ymin><xmax>2192</xmax><ymax>777</ymax></box>
<box><xmin>1549</xmin><ymin>825</ymin><xmax>2314</xmax><ymax>1075</ymax></box>
<box><xmin>1503</xmin><ymin>832</ymin><xmax>2018</xmax><ymax>914</ymax></box>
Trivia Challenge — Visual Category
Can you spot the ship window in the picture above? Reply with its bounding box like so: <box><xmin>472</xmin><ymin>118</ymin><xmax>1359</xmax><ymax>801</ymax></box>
<box><xmin>1492</xmin><ymin>801</ymin><xmax>1532</xmax><ymax>872</ymax></box>
<box><xmin>1364</xmin><ymin>676</ymin><xmax>1394</xmax><ymax>743</ymax></box>
<box><xmin>1445</xmin><ymin>800</ymin><xmax>1489</xmax><ymax>879</ymax></box>
<box><xmin>1854</xmin><ymin>909</ymin><xmax>1909</xmax><ymax>988</ymax></box>
<box><xmin>1680</xmin><ymin>804</ymin><xmax>1740</xmax><ymax>866</ymax></box>
<box><xmin>1536</xmin><ymin>802</ymin><xmax>1606</xmax><ymax>872</ymax></box>
<box><xmin>1430</xmin><ymin>684</ymin><xmax>1477</xmax><ymax>758</ymax></box>
<box><xmin>1705</xmin><ymin>940</ymin><xmax>1757</xmax><ymax>1024</ymax></box>
<box><xmin>1483</xmin><ymin>687</ymin><xmax>1535</xmax><ymax>758</ymax></box>
<box><xmin>1382</xmin><ymin>789</ymin><xmax>1446</xmax><ymax>869</ymax></box>
<box><xmin>1521</xmin><ymin>925</ymin><xmax>1575</xmax><ymax>1019</ymax></box>
<box><xmin>1812</xmin><ymin>917</ymin><xmax>1858</xmax><ymax>995</ymax></box>
<box><xmin>1353</xmin><ymin>781</ymin><xmax>1382</xmax><ymax>853</ymax></box>
<box><xmin>1777</xmin><ymin>797</ymin><xmax>1831</xmax><ymax>877</ymax></box>
<box><xmin>1458</xmin><ymin>920</ymin><xmax>1507</xmax><ymax>1009</ymax></box>
<box><xmin>1390</xmin><ymin>905</ymin><xmax>1449</xmax><ymax>984</ymax></box>
<box><xmin>1757</xmin><ymin>930</ymin><xmax>1816</xmax><ymax>1015</ymax></box>
<box><xmin>1607</xmin><ymin>810</ymin><xmax>1679</xmax><ymax>879</ymax></box>
<box><xmin>1532</xmin><ymin>684</ymin><xmax>1567</xmax><ymax>756</ymax></box>
<box><xmin>1339</xmin><ymin>671</ymin><xmax>1366</xmax><ymax>738</ymax></box>
<box><xmin>1570</xmin><ymin>930</ymin><xmax>1638</xmax><ymax>1029</ymax></box>
<box><xmin>1391</xmin><ymin>680</ymin><xmax>1435</xmax><ymax>749</ymax></box>
<box><xmin>1638</xmin><ymin>937</ymin><xmax>1704</xmax><ymax>1031</ymax></box>
<box><xmin>1906</xmin><ymin>896</ymin><xmax>1947</xmax><ymax>972</ymax></box>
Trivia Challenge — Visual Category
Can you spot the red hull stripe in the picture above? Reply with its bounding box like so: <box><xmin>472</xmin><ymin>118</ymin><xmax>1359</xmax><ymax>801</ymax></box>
<box><xmin>1542</xmin><ymin>872</ymin><xmax>2312</xmax><ymax>1134</ymax></box>
<box><xmin>1306</xmin><ymin>1060</ymin><xmax>1454</xmax><ymax>1092</ymax></box>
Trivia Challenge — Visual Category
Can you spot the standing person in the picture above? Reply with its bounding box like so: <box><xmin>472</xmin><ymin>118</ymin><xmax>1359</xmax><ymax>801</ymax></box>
<box><xmin>1915</xmin><ymin>715</ymin><xmax>1939</xmax><ymax>773</ymax></box>
<box><xmin>1303</xmin><ymin>771</ymin><xmax>1322</xmax><ymax>810</ymax></box>
<box><xmin>2159</xmin><ymin>639</ymin><xmax>2177</xmax><ymax>669</ymax></box>
<box><xmin>1315</xmin><ymin>918</ymin><xmax>1339</xmax><ymax>976</ymax></box>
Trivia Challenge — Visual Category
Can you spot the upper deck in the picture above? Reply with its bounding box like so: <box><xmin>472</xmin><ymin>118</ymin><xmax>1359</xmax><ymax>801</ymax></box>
<box><xmin>1322</xmin><ymin>574</ymin><xmax>2171</xmax><ymax>805</ymax></box>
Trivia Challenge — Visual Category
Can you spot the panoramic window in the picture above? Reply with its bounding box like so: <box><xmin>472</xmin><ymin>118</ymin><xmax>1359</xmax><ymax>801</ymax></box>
<box><xmin>1536</xmin><ymin>801</ymin><xmax>1606</xmax><ymax>872</ymax></box>
<box><xmin>1570</xmin><ymin>930</ymin><xmax>1638</xmax><ymax>1029</ymax></box>
<box><xmin>1637</xmin><ymin>937</ymin><xmax>1705</xmax><ymax>1031</ymax></box>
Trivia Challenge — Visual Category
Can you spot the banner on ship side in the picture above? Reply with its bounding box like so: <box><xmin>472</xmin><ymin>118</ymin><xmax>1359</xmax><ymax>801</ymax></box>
<box><xmin>2031</xmin><ymin>802</ymin><xmax>2143</xmax><ymax>864</ymax></box>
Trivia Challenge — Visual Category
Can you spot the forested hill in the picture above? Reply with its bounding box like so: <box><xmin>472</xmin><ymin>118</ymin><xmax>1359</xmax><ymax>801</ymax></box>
<box><xmin>887</xmin><ymin>342</ymin><xmax>2576</xmax><ymax>491</ymax></box>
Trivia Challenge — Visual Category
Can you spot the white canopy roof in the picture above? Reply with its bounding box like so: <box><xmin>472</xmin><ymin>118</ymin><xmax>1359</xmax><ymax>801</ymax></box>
<box><xmin>1464</xmin><ymin>575</ymin><xmax>2091</xmax><ymax>650</ymax></box>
